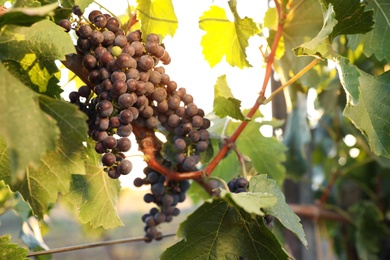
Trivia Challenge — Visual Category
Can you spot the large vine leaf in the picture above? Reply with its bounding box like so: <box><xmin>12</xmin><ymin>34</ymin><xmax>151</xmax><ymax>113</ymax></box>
<box><xmin>161</xmin><ymin>199</ymin><xmax>290</xmax><ymax>260</ymax></box>
<box><xmin>0</xmin><ymin>19</ymin><xmax>75</xmax><ymax>96</ymax></box>
<box><xmin>65</xmin><ymin>140</ymin><xmax>123</xmax><ymax>229</ymax></box>
<box><xmin>0</xmin><ymin>144</ymin><xmax>85</xmax><ymax>218</ymax></box>
<box><xmin>0</xmin><ymin>2</ymin><xmax>58</xmax><ymax>27</ymax></box>
<box><xmin>293</xmin><ymin>4</ymin><xmax>337</xmax><ymax>59</ymax></box>
<box><xmin>213</xmin><ymin>75</ymin><xmax>247</xmax><ymax>121</ymax></box>
<box><xmin>0</xmin><ymin>63</ymin><xmax>59</xmax><ymax>179</ymax></box>
<box><xmin>336</xmin><ymin>56</ymin><xmax>390</xmax><ymax>158</ymax></box>
<box><xmin>321</xmin><ymin>0</ymin><xmax>374</xmax><ymax>39</ymax></box>
<box><xmin>199</xmin><ymin>5</ymin><xmax>260</xmax><ymax>68</ymax></box>
<box><xmin>275</xmin><ymin>0</ymin><xmax>324</xmax><ymax>87</ymax></box>
<box><xmin>0</xmin><ymin>235</ymin><xmax>29</xmax><ymax>260</ymax></box>
<box><xmin>136</xmin><ymin>0</ymin><xmax>178</xmax><ymax>41</ymax></box>
<box><xmin>231</xmin><ymin>120</ymin><xmax>287</xmax><ymax>186</ymax></box>
<box><xmin>38</xmin><ymin>95</ymin><xmax>88</xmax><ymax>155</ymax></box>
<box><xmin>250</xmin><ymin>175</ymin><xmax>308</xmax><ymax>247</ymax></box>
<box><xmin>348</xmin><ymin>0</ymin><xmax>390</xmax><ymax>62</ymax></box>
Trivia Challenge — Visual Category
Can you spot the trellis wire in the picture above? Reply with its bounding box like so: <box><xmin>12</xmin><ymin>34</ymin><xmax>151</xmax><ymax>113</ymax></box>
<box><xmin>27</xmin><ymin>233</ymin><xmax>176</xmax><ymax>257</ymax></box>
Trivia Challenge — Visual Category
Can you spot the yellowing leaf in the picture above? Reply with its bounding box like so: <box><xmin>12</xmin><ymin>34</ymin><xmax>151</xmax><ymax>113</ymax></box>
<box><xmin>199</xmin><ymin>6</ymin><xmax>260</xmax><ymax>68</ymax></box>
<box><xmin>136</xmin><ymin>0</ymin><xmax>178</xmax><ymax>41</ymax></box>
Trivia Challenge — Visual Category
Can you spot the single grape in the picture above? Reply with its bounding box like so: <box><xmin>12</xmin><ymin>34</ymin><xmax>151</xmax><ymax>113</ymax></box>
<box><xmin>148</xmin><ymin>71</ymin><xmax>161</xmax><ymax>85</ymax></box>
<box><xmin>196</xmin><ymin>141</ymin><xmax>208</xmax><ymax>152</ymax></box>
<box><xmin>109</xmin><ymin>117</ymin><xmax>121</xmax><ymax>128</ymax></box>
<box><xmin>145</xmin><ymin>117</ymin><xmax>159</xmax><ymax>129</ymax></box>
<box><xmin>96</xmin><ymin>100</ymin><xmax>113</xmax><ymax>117</ymax></box>
<box><xmin>152</xmin><ymin>87</ymin><xmax>167</xmax><ymax>103</ymax></box>
<box><xmin>111</xmin><ymin>70</ymin><xmax>126</xmax><ymax>82</ymax></box>
<box><xmin>127</xmin><ymin>30</ymin><xmax>141</xmax><ymax>43</ymax></box>
<box><xmin>116</xmin><ymin>53</ymin><xmax>136</xmax><ymax>69</ymax></box>
<box><xmin>82</xmin><ymin>54</ymin><xmax>97</xmax><ymax>70</ymax></box>
<box><xmin>96</xmin><ymin>117</ymin><xmax>109</xmax><ymax>130</ymax></box>
<box><xmin>172</xmin><ymin>207</ymin><xmax>180</xmax><ymax>216</ymax></box>
<box><xmin>147</xmin><ymin>171</ymin><xmax>159</xmax><ymax>184</ymax></box>
<box><xmin>118</xmin><ymin>93</ymin><xmax>135</xmax><ymax>109</ymax></box>
<box><xmin>134</xmin><ymin>177</ymin><xmax>145</xmax><ymax>187</ymax></box>
<box><xmin>58</xmin><ymin>19</ymin><xmax>71</xmax><ymax>32</ymax></box>
<box><xmin>117</xmin><ymin>123</ymin><xmax>133</xmax><ymax>137</ymax></box>
<box><xmin>131</xmin><ymin>41</ymin><xmax>144</xmax><ymax>57</ymax></box>
<box><xmin>139</xmin><ymin>72</ymin><xmax>150</xmax><ymax>82</ymax></box>
<box><xmin>189</xmin><ymin>130</ymin><xmax>200</xmax><ymax>142</ymax></box>
<box><xmin>94</xmin><ymin>131</ymin><xmax>109</xmax><ymax>142</ymax></box>
<box><xmin>72</xmin><ymin>6</ymin><xmax>83</xmax><ymax>16</ymax></box>
<box><xmin>141</xmin><ymin>106</ymin><xmax>154</xmax><ymax>118</ymax></box>
<box><xmin>166</xmin><ymin>81</ymin><xmax>177</xmax><ymax>93</ymax></box>
<box><xmin>93</xmin><ymin>14</ymin><xmax>107</xmax><ymax>28</ymax></box>
<box><xmin>117</xmin><ymin>137</ymin><xmax>131</xmax><ymax>152</ymax></box>
<box><xmin>174</xmin><ymin>138</ymin><xmax>186</xmax><ymax>152</ymax></box>
<box><xmin>102</xmin><ymin>30</ymin><xmax>115</xmax><ymax>46</ymax></box>
<box><xmin>112</xmin><ymin>80</ymin><xmax>127</xmax><ymax>96</ymax></box>
<box><xmin>88</xmin><ymin>10</ymin><xmax>102</xmax><ymax>22</ymax></box>
<box><xmin>182</xmin><ymin>156</ymin><xmax>196</xmax><ymax>170</ymax></box>
<box><xmin>144</xmin><ymin>194</ymin><xmax>155</xmax><ymax>203</ymax></box>
<box><xmin>103</xmin><ymin>136</ymin><xmax>117</xmax><ymax>149</ymax></box>
<box><xmin>138</xmin><ymin>55</ymin><xmax>155</xmax><ymax>71</ymax></box>
<box><xmin>182</xmin><ymin>94</ymin><xmax>193</xmax><ymax>105</ymax></box>
<box><xmin>157</xmin><ymin>101</ymin><xmax>169</xmax><ymax>113</ymax></box>
<box><xmin>168</xmin><ymin>114</ymin><xmax>180</xmax><ymax>128</ymax></box>
<box><xmin>125</xmin><ymin>68</ymin><xmax>140</xmax><ymax>80</ymax></box>
<box><xmin>111</xmin><ymin>45</ymin><xmax>122</xmax><ymax>57</ymax></box>
<box><xmin>154</xmin><ymin>212</ymin><xmax>166</xmax><ymax>223</ymax></box>
<box><xmin>118</xmin><ymin>159</ymin><xmax>132</xmax><ymax>175</ymax></box>
<box><xmin>147</xmin><ymin>33</ymin><xmax>160</xmax><ymax>43</ymax></box>
<box><xmin>69</xmin><ymin>91</ymin><xmax>79</xmax><ymax>103</ymax></box>
<box><xmin>114</xmin><ymin>35</ymin><xmax>128</xmax><ymax>47</ymax></box>
<box><xmin>90</xmin><ymin>31</ymin><xmax>104</xmax><ymax>45</ymax></box>
<box><xmin>162</xmin><ymin>194</ymin><xmax>174</xmax><ymax>206</ymax></box>
<box><xmin>88</xmin><ymin>69</ymin><xmax>100</xmax><ymax>84</ymax></box>
<box><xmin>106</xmin><ymin>17</ymin><xmax>120</xmax><ymax>32</ymax></box>
<box><xmin>168</xmin><ymin>95</ymin><xmax>181</xmax><ymax>110</ymax></box>
<box><xmin>119</xmin><ymin>109</ymin><xmax>134</xmax><ymax>124</ymax></box>
<box><xmin>186</xmin><ymin>103</ymin><xmax>198</xmax><ymax>117</ymax></box>
<box><xmin>95</xmin><ymin>141</ymin><xmax>106</xmax><ymax>154</ymax></box>
<box><xmin>235</xmin><ymin>177</ymin><xmax>248</xmax><ymax>189</ymax></box>
<box><xmin>192</xmin><ymin>115</ymin><xmax>204</xmax><ymax>128</ymax></box>
<box><xmin>122</xmin><ymin>45</ymin><xmax>135</xmax><ymax>56</ymax></box>
<box><xmin>102</xmin><ymin>152</ymin><xmax>116</xmax><ymax>166</ymax></box>
<box><xmin>107</xmin><ymin>167</ymin><xmax>121</xmax><ymax>179</ymax></box>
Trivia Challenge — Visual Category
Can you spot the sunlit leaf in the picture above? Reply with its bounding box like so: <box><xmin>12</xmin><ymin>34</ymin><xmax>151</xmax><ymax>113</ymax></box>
<box><xmin>213</xmin><ymin>75</ymin><xmax>247</xmax><ymax>121</ymax></box>
<box><xmin>199</xmin><ymin>5</ymin><xmax>260</xmax><ymax>68</ymax></box>
<box><xmin>0</xmin><ymin>235</ymin><xmax>28</xmax><ymax>260</ymax></box>
<box><xmin>136</xmin><ymin>0</ymin><xmax>178</xmax><ymax>41</ymax></box>
<box><xmin>65</xmin><ymin>140</ymin><xmax>123</xmax><ymax>229</ymax></box>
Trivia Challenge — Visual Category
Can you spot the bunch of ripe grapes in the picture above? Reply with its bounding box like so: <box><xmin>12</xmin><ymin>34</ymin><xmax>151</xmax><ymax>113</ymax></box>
<box><xmin>59</xmin><ymin>6</ymin><xmax>211</xmax><ymax>241</ymax></box>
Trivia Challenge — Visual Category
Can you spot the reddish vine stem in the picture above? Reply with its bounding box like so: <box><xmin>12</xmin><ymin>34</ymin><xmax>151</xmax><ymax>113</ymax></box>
<box><xmin>202</xmin><ymin>0</ymin><xmax>285</xmax><ymax>177</ymax></box>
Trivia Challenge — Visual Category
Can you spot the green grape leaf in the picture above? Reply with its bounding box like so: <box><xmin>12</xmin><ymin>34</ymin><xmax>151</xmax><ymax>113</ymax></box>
<box><xmin>0</xmin><ymin>2</ymin><xmax>58</xmax><ymax>27</ymax></box>
<box><xmin>321</xmin><ymin>0</ymin><xmax>374</xmax><ymax>40</ymax></box>
<box><xmin>0</xmin><ymin>20</ymin><xmax>75</xmax><ymax>95</ymax></box>
<box><xmin>161</xmin><ymin>199</ymin><xmax>290</xmax><ymax>260</ymax></box>
<box><xmin>0</xmin><ymin>145</ymin><xmax>85</xmax><ymax>218</ymax></box>
<box><xmin>293</xmin><ymin>4</ymin><xmax>337</xmax><ymax>59</ymax></box>
<box><xmin>335</xmin><ymin>57</ymin><xmax>390</xmax><ymax>158</ymax></box>
<box><xmin>231</xmin><ymin>121</ymin><xmax>287</xmax><ymax>186</ymax></box>
<box><xmin>219</xmin><ymin>189</ymin><xmax>277</xmax><ymax>216</ymax></box>
<box><xmin>349</xmin><ymin>0</ymin><xmax>390</xmax><ymax>61</ymax></box>
<box><xmin>199</xmin><ymin>5</ymin><xmax>260</xmax><ymax>68</ymax></box>
<box><xmin>275</xmin><ymin>0</ymin><xmax>324</xmax><ymax>87</ymax></box>
<box><xmin>38</xmin><ymin>95</ymin><xmax>88</xmax><ymax>155</ymax></box>
<box><xmin>250</xmin><ymin>175</ymin><xmax>308</xmax><ymax>247</ymax></box>
<box><xmin>351</xmin><ymin>202</ymin><xmax>390</xmax><ymax>259</ymax></box>
<box><xmin>65</xmin><ymin>140</ymin><xmax>123</xmax><ymax>229</ymax></box>
<box><xmin>0</xmin><ymin>63</ymin><xmax>59</xmax><ymax>179</ymax></box>
<box><xmin>73</xmin><ymin>0</ymin><xmax>94</xmax><ymax>12</ymax></box>
<box><xmin>263</xmin><ymin>7</ymin><xmax>278</xmax><ymax>30</ymax></box>
<box><xmin>136</xmin><ymin>0</ymin><xmax>178</xmax><ymax>41</ymax></box>
<box><xmin>213</xmin><ymin>75</ymin><xmax>247</xmax><ymax>121</ymax></box>
<box><xmin>0</xmin><ymin>235</ymin><xmax>29</xmax><ymax>260</ymax></box>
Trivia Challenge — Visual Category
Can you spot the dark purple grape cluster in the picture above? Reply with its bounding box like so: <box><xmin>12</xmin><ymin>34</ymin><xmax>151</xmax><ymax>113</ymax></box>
<box><xmin>134</xmin><ymin>167</ymin><xmax>190</xmax><ymax>241</ymax></box>
<box><xmin>228</xmin><ymin>177</ymin><xmax>249</xmax><ymax>193</ymax></box>
<box><xmin>60</xmin><ymin>8</ymin><xmax>211</xmax><ymax>240</ymax></box>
